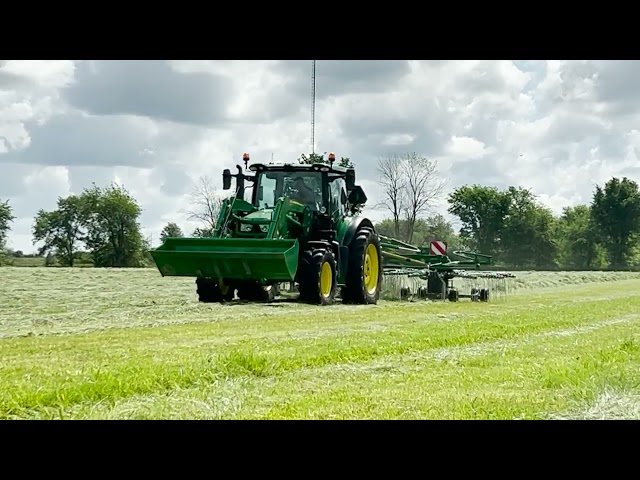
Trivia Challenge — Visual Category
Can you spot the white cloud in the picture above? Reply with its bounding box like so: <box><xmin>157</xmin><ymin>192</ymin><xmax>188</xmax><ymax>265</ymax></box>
<box><xmin>381</xmin><ymin>133</ymin><xmax>416</xmax><ymax>146</ymax></box>
<box><xmin>445</xmin><ymin>136</ymin><xmax>489</xmax><ymax>159</ymax></box>
<box><xmin>2</xmin><ymin>60</ymin><xmax>640</xmax><ymax>253</ymax></box>
<box><xmin>23</xmin><ymin>165</ymin><xmax>71</xmax><ymax>193</ymax></box>
<box><xmin>1</xmin><ymin>60</ymin><xmax>75</xmax><ymax>89</ymax></box>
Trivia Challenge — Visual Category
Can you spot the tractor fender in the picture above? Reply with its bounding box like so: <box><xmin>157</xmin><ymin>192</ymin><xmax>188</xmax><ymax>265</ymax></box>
<box><xmin>337</xmin><ymin>217</ymin><xmax>377</xmax><ymax>285</ymax></box>
<box><xmin>343</xmin><ymin>217</ymin><xmax>375</xmax><ymax>247</ymax></box>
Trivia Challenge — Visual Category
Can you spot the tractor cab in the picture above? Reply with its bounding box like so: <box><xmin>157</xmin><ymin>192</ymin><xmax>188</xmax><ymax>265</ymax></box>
<box><xmin>253</xmin><ymin>169</ymin><xmax>323</xmax><ymax>211</ymax></box>
<box><xmin>222</xmin><ymin>154</ymin><xmax>368</xmax><ymax>225</ymax></box>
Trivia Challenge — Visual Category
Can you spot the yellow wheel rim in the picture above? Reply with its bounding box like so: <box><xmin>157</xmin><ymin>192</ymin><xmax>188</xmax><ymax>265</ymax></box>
<box><xmin>320</xmin><ymin>261</ymin><xmax>333</xmax><ymax>297</ymax></box>
<box><xmin>364</xmin><ymin>243</ymin><xmax>379</xmax><ymax>295</ymax></box>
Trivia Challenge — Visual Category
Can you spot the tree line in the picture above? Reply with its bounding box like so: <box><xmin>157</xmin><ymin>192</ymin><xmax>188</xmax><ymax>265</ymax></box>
<box><xmin>0</xmin><ymin>177</ymin><xmax>233</xmax><ymax>267</ymax></box>
<box><xmin>2</xmin><ymin>152</ymin><xmax>640</xmax><ymax>270</ymax></box>
<box><xmin>1</xmin><ymin>184</ymin><xmax>149</xmax><ymax>267</ymax></box>
<box><xmin>373</xmin><ymin>153</ymin><xmax>640</xmax><ymax>271</ymax></box>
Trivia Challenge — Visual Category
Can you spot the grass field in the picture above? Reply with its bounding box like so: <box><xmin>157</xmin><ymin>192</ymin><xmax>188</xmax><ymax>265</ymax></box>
<box><xmin>2</xmin><ymin>267</ymin><xmax>640</xmax><ymax>419</ymax></box>
<box><xmin>4</xmin><ymin>257</ymin><xmax>45</xmax><ymax>267</ymax></box>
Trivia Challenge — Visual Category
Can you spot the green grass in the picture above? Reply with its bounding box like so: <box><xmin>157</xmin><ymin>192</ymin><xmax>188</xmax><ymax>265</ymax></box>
<box><xmin>5</xmin><ymin>257</ymin><xmax>45</xmax><ymax>267</ymax></box>
<box><xmin>1</xmin><ymin>267</ymin><xmax>640</xmax><ymax>419</ymax></box>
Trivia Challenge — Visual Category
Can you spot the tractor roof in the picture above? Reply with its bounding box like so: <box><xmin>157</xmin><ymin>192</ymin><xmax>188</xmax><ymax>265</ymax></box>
<box><xmin>248</xmin><ymin>162</ymin><xmax>350</xmax><ymax>175</ymax></box>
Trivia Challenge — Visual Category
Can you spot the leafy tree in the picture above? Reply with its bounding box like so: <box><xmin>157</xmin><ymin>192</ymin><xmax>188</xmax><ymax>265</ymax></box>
<box><xmin>423</xmin><ymin>214</ymin><xmax>466</xmax><ymax>251</ymax></box>
<box><xmin>556</xmin><ymin>205</ymin><xmax>606</xmax><ymax>269</ymax></box>
<box><xmin>32</xmin><ymin>195</ymin><xmax>85</xmax><ymax>267</ymax></box>
<box><xmin>192</xmin><ymin>227</ymin><xmax>213</xmax><ymax>237</ymax></box>
<box><xmin>297</xmin><ymin>152</ymin><xmax>353</xmax><ymax>169</ymax></box>
<box><xmin>45</xmin><ymin>252</ymin><xmax>56</xmax><ymax>267</ymax></box>
<box><xmin>375</xmin><ymin>219</ymin><xmax>398</xmax><ymax>236</ymax></box>
<box><xmin>80</xmin><ymin>183</ymin><xmax>146</xmax><ymax>267</ymax></box>
<box><xmin>376</xmin><ymin>215</ymin><xmax>464</xmax><ymax>251</ymax></box>
<box><xmin>297</xmin><ymin>152</ymin><xmax>353</xmax><ymax>166</ymax></box>
<box><xmin>499</xmin><ymin>187</ymin><xmax>558</xmax><ymax>269</ymax></box>
<box><xmin>449</xmin><ymin>186</ymin><xmax>562</xmax><ymax>268</ymax></box>
<box><xmin>0</xmin><ymin>199</ymin><xmax>15</xmax><ymax>251</ymax></box>
<box><xmin>447</xmin><ymin>185</ymin><xmax>511</xmax><ymax>257</ymax></box>
<box><xmin>590</xmin><ymin>177</ymin><xmax>640</xmax><ymax>269</ymax></box>
<box><xmin>338</xmin><ymin>156</ymin><xmax>354</xmax><ymax>168</ymax></box>
<box><xmin>160</xmin><ymin>222</ymin><xmax>183</xmax><ymax>241</ymax></box>
<box><xmin>297</xmin><ymin>152</ymin><xmax>327</xmax><ymax>164</ymax></box>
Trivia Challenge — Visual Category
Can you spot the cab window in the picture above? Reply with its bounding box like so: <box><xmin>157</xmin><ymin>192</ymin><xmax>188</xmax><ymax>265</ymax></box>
<box><xmin>329</xmin><ymin>178</ymin><xmax>347</xmax><ymax>217</ymax></box>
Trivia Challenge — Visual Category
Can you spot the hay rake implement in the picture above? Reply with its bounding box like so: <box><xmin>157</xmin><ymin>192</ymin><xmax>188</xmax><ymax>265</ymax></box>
<box><xmin>379</xmin><ymin>236</ymin><xmax>516</xmax><ymax>303</ymax></box>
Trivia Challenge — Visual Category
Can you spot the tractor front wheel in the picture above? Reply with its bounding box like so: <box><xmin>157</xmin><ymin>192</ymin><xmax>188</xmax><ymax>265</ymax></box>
<box><xmin>237</xmin><ymin>282</ymin><xmax>279</xmax><ymax>302</ymax></box>
<box><xmin>196</xmin><ymin>278</ymin><xmax>234</xmax><ymax>303</ymax></box>
<box><xmin>298</xmin><ymin>249</ymin><xmax>337</xmax><ymax>305</ymax></box>
<box><xmin>343</xmin><ymin>228</ymin><xmax>383</xmax><ymax>304</ymax></box>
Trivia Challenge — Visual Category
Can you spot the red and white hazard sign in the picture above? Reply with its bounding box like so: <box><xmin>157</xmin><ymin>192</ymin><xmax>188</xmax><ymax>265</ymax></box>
<box><xmin>430</xmin><ymin>240</ymin><xmax>447</xmax><ymax>256</ymax></box>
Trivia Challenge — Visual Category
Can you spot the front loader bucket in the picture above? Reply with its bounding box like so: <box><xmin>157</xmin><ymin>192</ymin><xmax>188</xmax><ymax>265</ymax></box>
<box><xmin>150</xmin><ymin>237</ymin><xmax>300</xmax><ymax>281</ymax></box>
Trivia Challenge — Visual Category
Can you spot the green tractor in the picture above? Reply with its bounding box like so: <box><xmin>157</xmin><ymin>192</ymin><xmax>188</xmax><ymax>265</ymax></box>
<box><xmin>150</xmin><ymin>154</ymin><xmax>383</xmax><ymax>306</ymax></box>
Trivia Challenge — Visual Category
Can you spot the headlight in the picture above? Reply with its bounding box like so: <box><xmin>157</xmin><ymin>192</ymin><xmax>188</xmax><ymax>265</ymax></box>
<box><xmin>260</xmin><ymin>225</ymin><xmax>269</xmax><ymax>233</ymax></box>
<box><xmin>240</xmin><ymin>224</ymin><xmax>252</xmax><ymax>232</ymax></box>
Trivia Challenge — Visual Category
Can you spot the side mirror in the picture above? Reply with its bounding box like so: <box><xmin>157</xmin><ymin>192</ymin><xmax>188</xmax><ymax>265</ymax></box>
<box><xmin>222</xmin><ymin>169</ymin><xmax>232</xmax><ymax>190</ymax></box>
<box><xmin>348</xmin><ymin>185</ymin><xmax>367</xmax><ymax>205</ymax></box>
<box><xmin>341</xmin><ymin>188</ymin><xmax>348</xmax><ymax>205</ymax></box>
<box><xmin>258</xmin><ymin>186</ymin><xmax>264</xmax><ymax>200</ymax></box>
<box><xmin>345</xmin><ymin>168</ymin><xmax>356</xmax><ymax>191</ymax></box>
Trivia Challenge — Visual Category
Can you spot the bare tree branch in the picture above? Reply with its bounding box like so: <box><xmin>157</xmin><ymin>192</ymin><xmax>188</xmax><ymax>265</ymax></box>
<box><xmin>376</xmin><ymin>155</ymin><xmax>406</xmax><ymax>239</ymax></box>
<box><xmin>184</xmin><ymin>175</ymin><xmax>225</xmax><ymax>234</ymax></box>
<box><xmin>400</xmin><ymin>153</ymin><xmax>447</xmax><ymax>244</ymax></box>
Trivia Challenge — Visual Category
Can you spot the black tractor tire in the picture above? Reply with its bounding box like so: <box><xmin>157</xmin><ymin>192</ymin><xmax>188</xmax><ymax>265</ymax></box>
<box><xmin>258</xmin><ymin>283</ymin><xmax>279</xmax><ymax>302</ymax></box>
<box><xmin>297</xmin><ymin>250</ymin><xmax>315</xmax><ymax>302</ymax></box>
<box><xmin>342</xmin><ymin>228</ymin><xmax>383</xmax><ymax>305</ymax></box>
<box><xmin>470</xmin><ymin>287</ymin><xmax>478</xmax><ymax>302</ymax></box>
<box><xmin>196</xmin><ymin>278</ymin><xmax>234</xmax><ymax>303</ymax></box>
<box><xmin>479</xmin><ymin>288</ymin><xmax>489</xmax><ymax>302</ymax></box>
<box><xmin>448</xmin><ymin>288</ymin><xmax>459</xmax><ymax>302</ymax></box>
<box><xmin>400</xmin><ymin>287</ymin><xmax>411</xmax><ymax>300</ymax></box>
<box><xmin>417</xmin><ymin>286</ymin><xmax>429</xmax><ymax>299</ymax></box>
<box><xmin>297</xmin><ymin>249</ymin><xmax>337</xmax><ymax>305</ymax></box>
<box><xmin>237</xmin><ymin>284</ymin><xmax>255</xmax><ymax>301</ymax></box>
<box><xmin>237</xmin><ymin>282</ymin><xmax>278</xmax><ymax>302</ymax></box>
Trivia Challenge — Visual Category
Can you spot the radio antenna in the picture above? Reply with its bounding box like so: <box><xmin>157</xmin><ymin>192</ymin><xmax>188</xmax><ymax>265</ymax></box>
<box><xmin>310</xmin><ymin>60</ymin><xmax>316</xmax><ymax>154</ymax></box>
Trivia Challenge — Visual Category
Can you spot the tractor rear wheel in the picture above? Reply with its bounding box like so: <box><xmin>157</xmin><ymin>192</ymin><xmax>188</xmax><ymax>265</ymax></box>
<box><xmin>343</xmin><ymin>228</ymin><xmax>383</xmax><ymax>304</ymax></box>
<box><xmin>298</xmin><ymin>249</ymin><xmax>337</xmax><ymax>305</ymax></box>
<box><xmin>196</xmin><ymin>278</ymin><xmax>234</xmax><ymax>303</ymax></box>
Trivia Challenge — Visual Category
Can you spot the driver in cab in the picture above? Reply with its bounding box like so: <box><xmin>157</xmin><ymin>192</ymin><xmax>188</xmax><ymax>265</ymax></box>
<box><xmin>292</xmin><ymin>176</ymin><xmax>316</xmax><ymax>206</ymax></box>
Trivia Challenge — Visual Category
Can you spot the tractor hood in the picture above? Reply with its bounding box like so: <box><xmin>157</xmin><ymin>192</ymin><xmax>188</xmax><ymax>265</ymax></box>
<box><xmin>242</xmin><ymin>209</ymin><xmax>274</xmax><ymax>221</ymax></box>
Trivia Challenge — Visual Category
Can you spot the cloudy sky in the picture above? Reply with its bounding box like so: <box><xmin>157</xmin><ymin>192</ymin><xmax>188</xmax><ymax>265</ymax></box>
<box><xmin>1</xmin><ymin>60</ymin><xmax>639</xmax><ymax>253</ymax></box>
